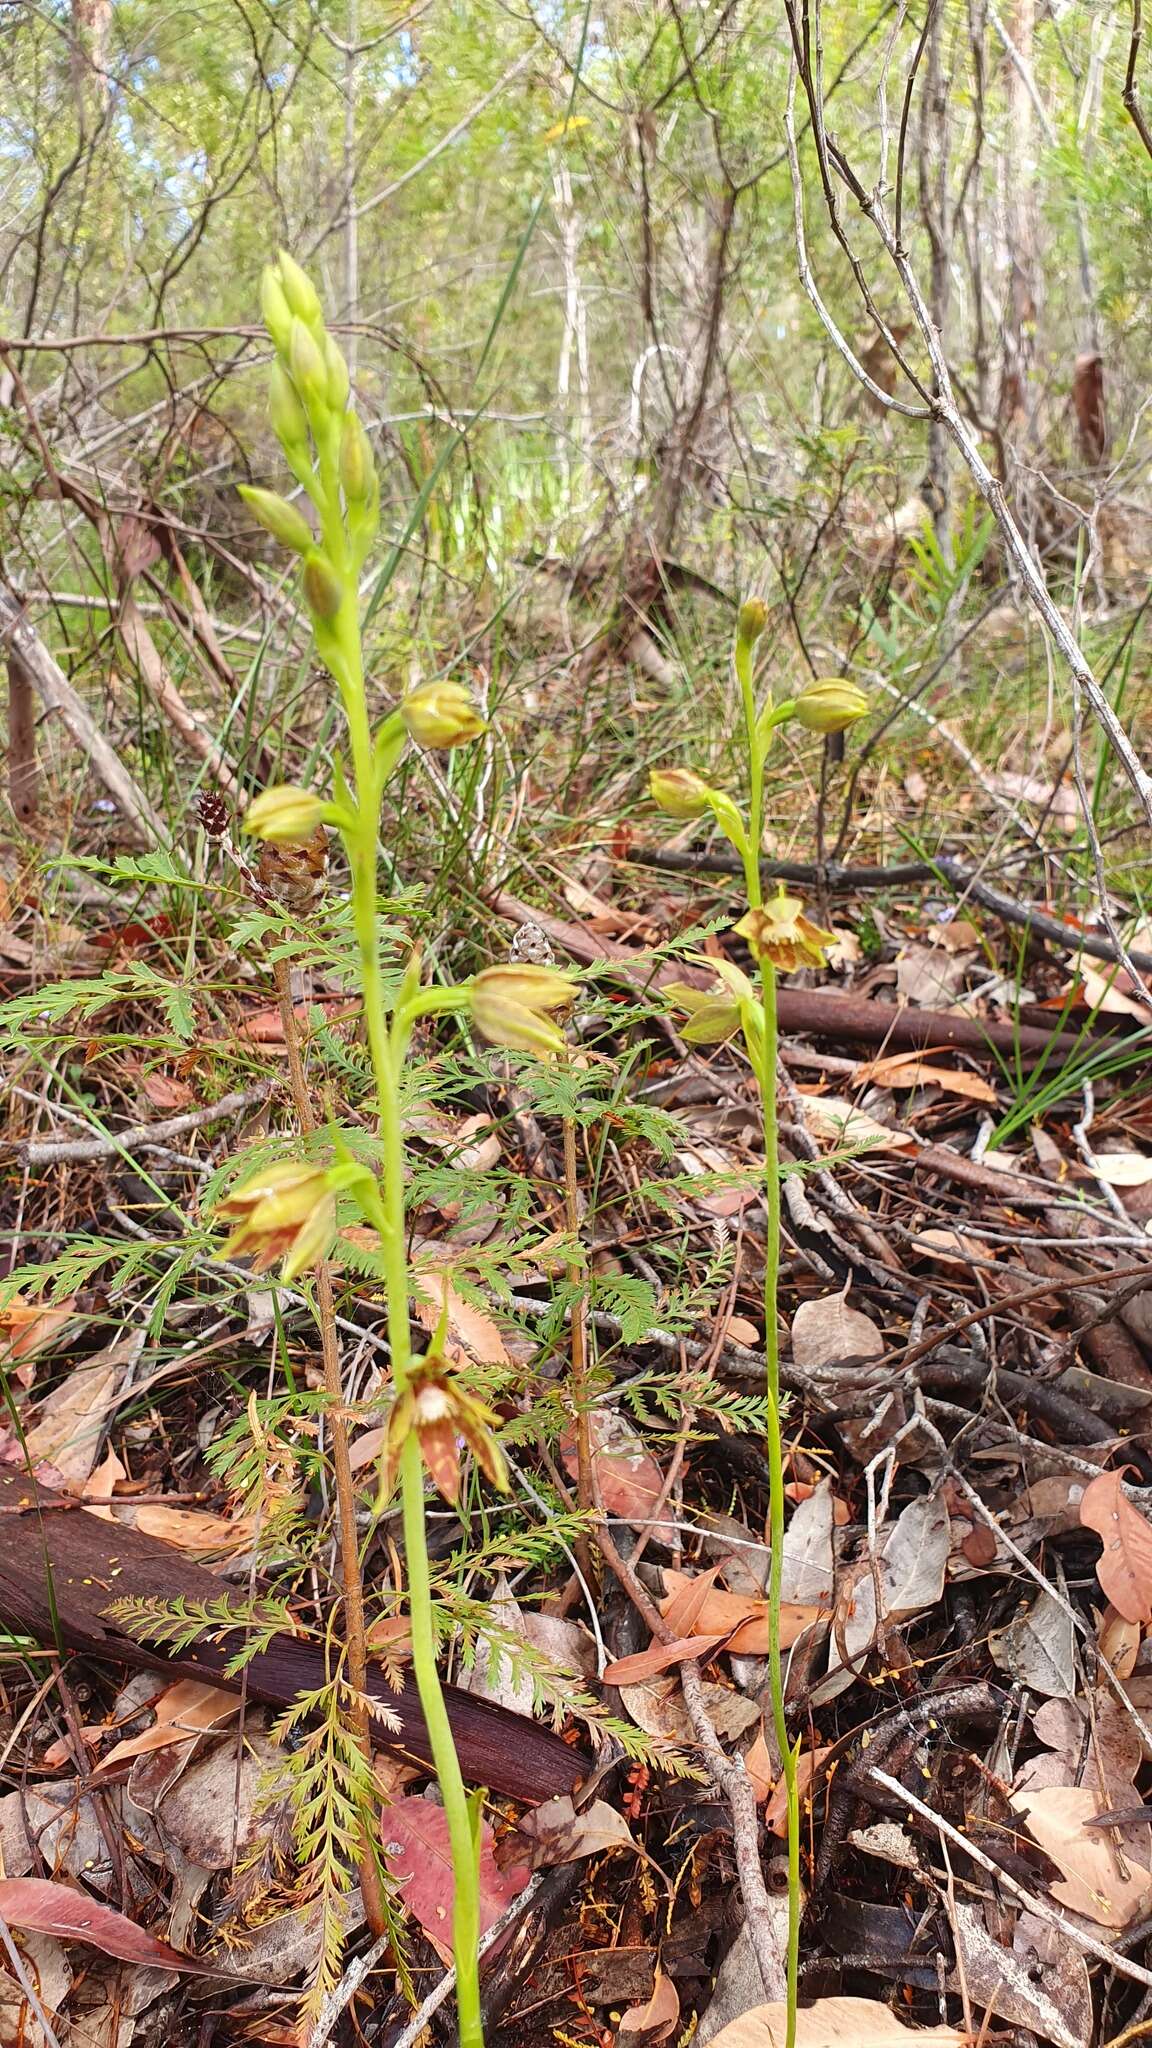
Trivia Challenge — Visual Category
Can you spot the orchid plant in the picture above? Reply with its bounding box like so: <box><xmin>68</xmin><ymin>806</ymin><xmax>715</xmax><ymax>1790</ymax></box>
<box><xmin>215</xmin><ymin>254</ymin><xmax>576</xmax><ymax>2044</ymax></box>
<box><xmin>652</xmin><ymin>606</ymin><xmax>869</xmax><ymax>2046</ymax></box>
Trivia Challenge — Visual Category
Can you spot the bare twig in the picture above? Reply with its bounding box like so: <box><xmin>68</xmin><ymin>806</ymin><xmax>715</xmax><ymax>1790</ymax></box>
<box><xmin>21</xmin><ymin>1089</ymin><xmax>269</xmax><ymax>1164</ymax></box>
<box><xmin>595</xmin><ymin>1521</ymin><xmax>788</xmax><ymax>2001</ymax></box>
<box><xmin>871</xmin><ymin>1767</ymin><xmax>1152</xmax><ymax>1991</ymax></box>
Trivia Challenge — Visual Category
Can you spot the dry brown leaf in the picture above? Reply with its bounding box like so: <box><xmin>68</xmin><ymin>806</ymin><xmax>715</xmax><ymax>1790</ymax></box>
<box><xmin>799</xmin><ymin>1095</ymin><xmax>915</xmax><ymax>1156</ymax></box>
<box><xmin>411</xmin><ymin>1275</ymin><xmax>511</xmax><ymax>1368</ymax></box>
<box><xmin>618</xmin><ymin>1967</ymin><xmax>680</xmax><ymax>2045</ymax></box>
<box><xmin>911</xmin><ymin>1227</ymin><xmax>986</xmax><ymax>1266</ymax></box>
<box><xmin>619</xmin><ymin>1674</ymin><xmax>760</xmax><ymax>1744</ymax></box>
<box><xmin>1079</xmin><ymin>1468</ymin><xmax>1152</xmax><ymax>1622</ymax></box>
<box><xmin>563</xmin><ymin>1410</ymin><xmax>665</xmax><ymax>1527</ymax></box>
<box><xmin>764</xmin><ymin>1748</ymin><xmax>832</xmax><ymax>1837</ymax></box>
<box><xmin>0</xmin><ymin>1297</ymin><xmax>77</xmax><ymax>1381</ymax></box>
<box><xmin>514</xmin><ymin>1795</ymin><xmax>639</xmax><ymax>1872</ymax></box>
<box><xmin>94</xmin><ymin>1680</ymin><xmax>240</xmax><ymax>1774</ymax></box>
<box><xmin>1075</xmin><ymin>965</ymin><xmax>1151</xmax><ymax>1021</ymax></box>
<box><xmin>658</xmin><ymin>1568</ymin><xmax>823</xmax><ymax>1654</ymax></box>
<box><xmin>705</xmin><ymin>1995</ymin><xmax>968</xmax><ymax>2047</ymax></box>
<box><xmin>82</xmin><ymin>1445</ymin><xmax>127</xmax><ymax>1522</ymax></box>
<box><xmin>0</xmin><ymin>1930</ymin><xmax>70</xmax><ymax>2048</ymax></box>
<box><xmin>1099</xmin><ymin>1605</ymin><xmax>1142</xmax><ymax>1678</ymax></box>
<box><xmin>1093</xmin><ymin>1152</ymin><xmax>1152</xmax><ymax>1188</ymax></box>
<box><xmin>791</xmin><ymin>1292</ymin><xmax>884</xmax><ymax>1377</ymax></box>
<box><xmin>22</xmin><ymin>1337</ymin><xmax>141</xmax><ymax>1488</ymax></box>
<box><xmin>603</xmin><ymin>1633</ymin><xmax>732</xmax><ymax>1685</ymax></box>
<box><xmin>895</xmin><ymin>943</ymin><xmax>970</xmax><ymax>1008</ymax></box>
<box><xmin>1011</xmin><ymin>1783</ymin><xmax>1152</xmax><ymax>1926</ymax></box>
<box><xmin>861</xmin><ymin>1053</ymin><xmax>996</xmax><ymax>1104</ymax></box>
<box><xmin>743</xmin><ymin>1724</ymin><xmax>773</xmax><ymax>1804</ymax></box>
<box><xmin>133</xmin><ymin>1504</ymin><xmax>256</xmax><ymax>1554</ymax></box>
<box><xmin>137</xmin><ymin>1069</ymin><xmax>195</xmax><ymax>1111</ymax></box>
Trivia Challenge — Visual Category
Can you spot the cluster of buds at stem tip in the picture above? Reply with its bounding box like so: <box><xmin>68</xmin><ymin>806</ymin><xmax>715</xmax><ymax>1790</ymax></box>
<box><xmin>254</xmin><ymin>251</ymin><xmax>380</xmax><ymax>595</ymax></box>
<box><xmin>736</xmin><ymin>596</ymin><xmax>769</xmax><ymax>647</ymax></box>
<box><xmin>214</xmin><ymin>1160</ymin><xmax>336</xmax><ymax>1282</ymax></box>
<box><xmin>470</xmin><ymin>963</ymin><xmax>576</xmax><ymax>1058</ymax></box>
<box><xmin>400</xmin><ymin>679</ymin><xmax>487</xmax><ymax>750</ymax></box>
<box><xmin>735</xmin><ymin>895</ymin><xmax>835</xmax><ymax>974</ymax></box>
<box><xmin>377</xmin><ymin>1353</ymin><xmax>509</xmax><ymax>1505</ymax></box>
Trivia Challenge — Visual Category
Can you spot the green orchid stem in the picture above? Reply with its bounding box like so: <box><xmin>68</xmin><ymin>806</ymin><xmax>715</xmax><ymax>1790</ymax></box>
<box><xmin>324</xmin><ymin>522</ymin><xmax>485</xmax><ymax>2043</ymax></box>
<box><xmin>399</xmin><ymin>1436</ymin><xmax>484</xmax><ymax>2046</ymax></box>
<box><xmin>737</xmin><ymin>627</ymin><xmax>800</xmax><ymax>2045</ymax></box>
<box><xmin>759</xmin><ymin>964</ymin><xmax>800</xmax><ymax>2036</ymax></box>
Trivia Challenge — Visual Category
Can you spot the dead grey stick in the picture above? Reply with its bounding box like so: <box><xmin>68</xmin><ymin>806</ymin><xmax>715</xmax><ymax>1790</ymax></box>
<box><xmin>23</xmin><ymin>1088</ymin><xmax>268</xmax><ymax>1163</ymax></box>
<box><xmin>871</xmin><ymin>1767</ymin><xmax>1152</xmax><ymax>1991</ymax></box>
<box><xmin>0</xmin><ymin>580</ymin><xmax>173</xmax><ymax>851</ymax></box>
<box><xmin>310</xmin><ymin>1875</ymin><xmax>546</xmax><ymax>2048</ymax></box>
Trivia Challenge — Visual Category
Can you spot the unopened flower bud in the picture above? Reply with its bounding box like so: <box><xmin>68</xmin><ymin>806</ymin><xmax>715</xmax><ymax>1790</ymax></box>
<box><xmin>400</xmin><ymin>680</ymin><xmax>486</xmax><ymax>749</ymax></box>
<box><xmin>289</xmin><ymin>319</ymin><xmax>328</xmax><ymax>416</ymax></box>
<box><xmin>649</xmin><ymin>767</ymin><xmax>712</xmax><ymax>818</ymax></box>
<box><xmin>269</xmin><ymin>362</ymin><xmax>309</xmax><ymax>454</ymax></box>
<box><xmin>302</xmin><ymin>551</ymin><xmax>344</xmax><ymax>621</ymax></box>
<box><xmin>324</xmin><ymin>335</ymin><xmax>350</xmax><ymax>414</ymax></box>
<box><xmin>237</xmin><ymin>485</ymin><xmax>313</xmax><ymax>554</ymax></box>
<box><xmin>339</xmin><ymin>415</ymin><xmax>374</xmax><ymax>505</ymax></box>
<box><xmin>737</xmin><ymin>597</ymin><xmax>768</xmax><ymax>646</ymax></box>
<box><xmin>471</xmin><ymin>964</ymin><xmax>575</xmax><ymax>1059</ymax></box>
<box><xmin>792</xmin><ymin>678</ymin><xmax>869</xmax><ymax>734</ymax></box>
<box><xmin>664</xmin><ymin>983</ymin><xmax>742</xmax><ymax>1045</ymax></box>
<box><xmin>243</xmin><ymin>784</ymin><xmax>326</xmax><ymax>844</ymax></box>
<box><xmin>260</xmin><ymin>266</ymin><xmax>293</xmax><ymax>355</ymax></box>
<box><xmin>276</xmin><ymin>250</ymin><xmax>324</xmax><ymax>331</ymax></box>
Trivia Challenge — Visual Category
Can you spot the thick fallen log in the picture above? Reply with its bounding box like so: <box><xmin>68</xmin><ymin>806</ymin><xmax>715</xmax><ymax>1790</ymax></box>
<box><xmin>0</xmin><ymin>1469</ymin><xmax>588</xmax><ymax>1804</ymax></box>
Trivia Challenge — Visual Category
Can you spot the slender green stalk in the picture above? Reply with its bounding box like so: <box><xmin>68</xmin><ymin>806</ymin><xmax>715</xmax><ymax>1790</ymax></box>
<box><xmin>758</xmin><ymin>963</ymin><xmax>800</xmax><ymax>2035</ymax></box>
<box><xmin>736</xmin><ymin>636</ymin><xmax>801</xmax><ymax>2048</ymax></box>
<box><xmin>399</xmin><ymin>1442</ymin><xmax>484</xmax><ymax>2045</ymax></box>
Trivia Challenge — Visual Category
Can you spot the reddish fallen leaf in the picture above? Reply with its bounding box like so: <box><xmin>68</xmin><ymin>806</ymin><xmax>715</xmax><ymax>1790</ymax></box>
<box><xmin>1079</xmin><ymin>1468</ymin><xmax>1152</xmax><ymax>1623</ymax></box>
<box><xmin>603</xmin><ymin>1633</ymin><xmax>732</xmax><ymax>1685</ymax></box>
<box><xmin>660</xmin><ymin>1562</ymin><xmax>725</xmax><ymax>1636</ymax></box>
<box><xmin>237</xmin><ymin>1001</ymin><xmax>341</xmax><ymax>1044</ymax></box>
<box><xmin>382</xmin><ymin>1796</ymin><xmax>530</xmax><ymax>1963</ymax></box>
<box><xmin>561</xmin><ymin>1410</ymin><xmax>665</xmax><ymax>1527</ymax></box>
<box><xmin>0</xmin><ymin>1877</ymin><xmax>256</xmax><ymax>1978</ymax></box>
<box><xmin>137</xmin><ymin>1069</ymin><xmax>195</xmax><ymax>1111</ymax></box>
<box><xmin>658</xmin><ymin>1568</ymin><xmax>823</xmax><ymax>1654</ymax></box>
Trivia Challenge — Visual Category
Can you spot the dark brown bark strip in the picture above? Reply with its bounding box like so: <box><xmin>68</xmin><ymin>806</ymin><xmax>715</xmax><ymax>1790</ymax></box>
<box><xmin>0</xmin><ymin>1468</ymin><xmax>588</xmax><ymax>1804</ymax></box>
